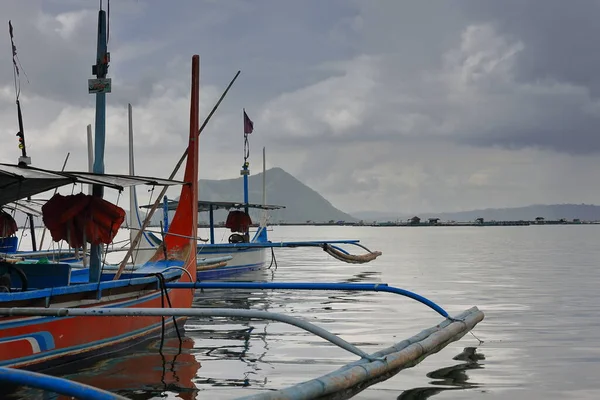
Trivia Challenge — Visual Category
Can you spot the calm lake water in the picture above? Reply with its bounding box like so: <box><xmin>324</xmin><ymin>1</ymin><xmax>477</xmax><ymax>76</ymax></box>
<box><xmin>8</xmin><ymin>225</ymin><xmax>600</xmax><ymax>399</ymax></box>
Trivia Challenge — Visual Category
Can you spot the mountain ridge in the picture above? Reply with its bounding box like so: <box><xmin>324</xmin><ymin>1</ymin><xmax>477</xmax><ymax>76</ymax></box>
<box><xmin>196</xmin><ymin>167</ymin><xmax>357</xmax><ymax>223</ymax></box>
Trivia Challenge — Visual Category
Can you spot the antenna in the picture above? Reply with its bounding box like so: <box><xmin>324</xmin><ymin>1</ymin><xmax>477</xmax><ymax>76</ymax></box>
<box><xmin>8</xmin><ymin>20</ymin><xmax>36</xmax><ymax>251</ymax></box>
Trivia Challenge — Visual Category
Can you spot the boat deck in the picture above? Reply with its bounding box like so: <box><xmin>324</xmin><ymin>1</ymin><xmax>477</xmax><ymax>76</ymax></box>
<box><xmin>0</xmin><ymin>260</ymin><xmax>184</xmax><ymax>302</ymax></box>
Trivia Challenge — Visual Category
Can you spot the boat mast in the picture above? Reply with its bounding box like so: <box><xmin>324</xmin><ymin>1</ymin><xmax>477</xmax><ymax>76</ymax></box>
<box><xmin>8</xmin><ymin>21</ymin><xmax>37</xmax><ymax>251</ymax></box>
<box><xmin>88</xmin><ymin>3</ymin><xmax>111</xmax><ymax>282</ymax></box>
<box><xmin>128</xmin><ymin>103</ymin><xmax>136</xmax><ymax>259</ymax></box>
<box><xmin>261</xmin><ymin>146</ymin><xmax>267</xmax><ymax>227</ymax></box>
<box><xmin>241</xmin><ymin>109</ymin><xmax>253</xmax><ymax>241</ymax></box>
<box><xmin>241</xmin><ymin>110</ymin><xmax>254</xmax><ymax>201</ymax></box>
<box><xmin>87</xmin><ymin>124</ymin><xmax>94</xmax><ymax>194</ymax></box>
<box><xmin>241</xmin><ymin>112</ymin><xmax>250</xmax><ymax>214</ymax></box>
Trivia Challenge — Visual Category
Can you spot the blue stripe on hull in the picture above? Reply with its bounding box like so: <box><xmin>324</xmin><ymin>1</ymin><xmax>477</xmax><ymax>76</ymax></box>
<box><xmin>0</xmin><ymin>332</ymin><xmax>55</xmax><ymax>352</ymax></box>
<box><xmin>197</xmin><ymin>246</ymin><xmax>267</xmax><ymax>279</ymax></box>
<box><xmin>197</xmin><ymin>248</ymin><xmax>265</xmax><ymax>255</ymax></box>
<box><xmin>198</xmin><ymin>262</ymin><xmax>266</xmax><ymax>279</ymax></box>
<box><xmin>2</xmin><ymin>318</ymin><xmax>186</xmax><ymax>372</ymax></box>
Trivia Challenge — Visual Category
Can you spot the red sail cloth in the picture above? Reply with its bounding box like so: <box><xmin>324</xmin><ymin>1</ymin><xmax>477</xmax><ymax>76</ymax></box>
<box><xmin>225</xmin><ymin>210</ymin><xmax>252</xmax><ymax>233</ymax></box>
<box><xmin>0</xmin><ymin>210</ymin><xmax>17</xmax><ymax>238</ymax></box>
<box><xmin>42</xmin><ymin>193</ymin><xmax>125</xmax><ymax>248</ymax></box>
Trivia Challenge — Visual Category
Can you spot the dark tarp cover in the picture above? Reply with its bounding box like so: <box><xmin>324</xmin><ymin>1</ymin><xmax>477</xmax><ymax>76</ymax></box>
<box><xmin>0</xmin><ymin>163</ymin><xmax>184</xmax><ymax>207</ymax></box>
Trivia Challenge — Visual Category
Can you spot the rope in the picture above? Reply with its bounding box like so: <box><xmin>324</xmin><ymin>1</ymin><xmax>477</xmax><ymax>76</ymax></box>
<box><xmin>17</xmin><ymin>217</ymin><xmax>26</xmax><ymax>251</ymax></box>
<box><xmin>122</xmin><ymin>226</ymin><xmax>209</xmax><ymax>243</ymax></box>
<box><xmin>97</xmin><ymin>218</ymin><xmax>118</xmax><ymax>293</ymax></box>
<box><xmin>243</xmin><ymin>133</ymin><xmax>250</xmax><ymax>163</ymax></box>
<box><xmin>126</xmin><ymin>185</ymin><xmax>157</xmax><ymax>270</ymax></box>
<box><xmin>152</xmin><ymin>273</ymin><xmax>182</xmax><ymax>350</ymax></box>
<box><xmin>469</xmin><ymin>329</ymin><xmax>484</xmax><ymax>344</ymax></box>
<box><xmin>159</xmin><ymin>221</ymin><xmax>167</xmax><ymax>260</ymax></box>
<box><xmin>268</xmin><ymin>246</ymin><xmax>278</xmax><ymax>271</ymax></box>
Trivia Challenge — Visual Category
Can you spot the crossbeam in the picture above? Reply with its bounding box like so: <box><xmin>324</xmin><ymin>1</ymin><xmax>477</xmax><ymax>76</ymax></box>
<box><xmin>0</xmin><ymin>307</ymin><xmax>381</xmax><ymax>361</ymax></box>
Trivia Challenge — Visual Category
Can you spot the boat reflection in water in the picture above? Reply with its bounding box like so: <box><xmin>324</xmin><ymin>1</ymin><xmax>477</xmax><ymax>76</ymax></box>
<box><xmin>0</xmin><ymin>269</ymin><xmax>273</xmax><ymax>399</ymax></box>
<box><xmin>188</xmin><ymin>269</ymin><xmax>273</xmax><ymax>389</ymax></box>
<box><xmin>187</xmin><ymin>267</ymin><xmax>387</xmax><ymax>391</ymax></box>
<box><xmin>70</xmin><ymin>336</ymin><xmax>201</xmax><ymax>399</ymax></box>
<box><xmin>397</xmin><ymin>347</ymin><xmax>485</xmax><ymax>400</ymax></box>
<box><xmin>0</xmin><ymin>336</ymin><xmax>201</xmax><ymax>400</ymax></box>
<box><xmin>2</xmin><ymin>267</ymin><xmax>475</xmax><ymax>399</ymax></box>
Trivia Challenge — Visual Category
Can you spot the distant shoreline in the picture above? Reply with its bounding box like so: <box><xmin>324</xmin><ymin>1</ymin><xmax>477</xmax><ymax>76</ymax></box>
<box><xmin>266</xmin><ymin>220</ymin><xmax>598</xmax><ymax>227</ymax></box>
<box><xmin>19</xmin><ymin>219</ymin><xmax>599</xmax><ymax>230</ymax></box>
<box><xmin>210</xmin><ymin>219</ymin><xmax>599</xmax><ymax>227</ymax></box>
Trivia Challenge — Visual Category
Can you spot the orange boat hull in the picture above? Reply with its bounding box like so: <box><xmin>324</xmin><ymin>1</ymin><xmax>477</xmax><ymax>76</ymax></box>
<box><xmin>0</xmin><ymin>55</ymin><xmax>201</xmax><ymax>373</ymax></box>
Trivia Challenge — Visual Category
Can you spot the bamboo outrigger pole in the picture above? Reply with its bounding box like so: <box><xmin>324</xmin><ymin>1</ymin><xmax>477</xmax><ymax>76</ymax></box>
<box><xmin>240</xmin><ymin>307</ymin><xmax>484</xmax><ymax>400</ymax></box>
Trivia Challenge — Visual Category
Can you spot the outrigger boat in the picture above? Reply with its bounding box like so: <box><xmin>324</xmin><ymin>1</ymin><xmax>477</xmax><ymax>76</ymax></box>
<box><xmin>0</xmin><ymin>4</ymin><xmax>202</xmax><ymax>370</ymax></box>
<box><xmin>0</xmin><ymin>155</ymin><xmax>196</xmax><ymax>366</ymax></box>
<box><xmin>136</xmin><ymin>111</ymin><xmax>383</xmax><ymax>280</ymax></box>
<box><xmin>3</xmin><ymin>12</ymin><xmax>381</xmax><ymax>280</ymax></box>
<box><xmin>1</xmin><ymin>17</ymin><xmax>229</xmax><ymax>276</ymax></box>
<box><xmin>122</xmin><ymin>103</ymin><xmax>237</xmax><ymax>275</ymax></box>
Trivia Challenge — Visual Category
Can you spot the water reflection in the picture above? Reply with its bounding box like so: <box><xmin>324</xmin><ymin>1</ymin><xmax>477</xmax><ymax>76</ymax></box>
<box><xmin>343</xmin><ymin>270</ymin><xmax>382</xmax><ymax>283</ymax></box>
<box><xmin>189</xmin><ymin>272</ymin><xmax>274</xmax><ymax>390</ymax></box>
<box><xmin>13</xmin><ymin>225</ymin><xmax>600</xmax><ymax>398</ymax></box>
<box><xmin>0</xmin><ymin>336</ymin><xmax>201</xmax><ymax>400</ymax></box>
<box><xmin>69</xmin><ymin>337</ymin><xmax>200</xmax><ymax>399</ymax></box>
<box><xmin>397</xmin><ymin>347</ymin><xmax>485</xmax><ymax>400</ymax></box>
<box><xmin>2</xmin><ymin>223</ymin><xmax>518</xmax><ymax>399</ymax></box>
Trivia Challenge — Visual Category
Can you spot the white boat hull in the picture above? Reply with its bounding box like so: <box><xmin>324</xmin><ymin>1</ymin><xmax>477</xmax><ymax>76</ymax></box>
<box><xmin>196</xmin><ymin>245</ymin><xmax>268</xmax><ymax>279</ymax></box>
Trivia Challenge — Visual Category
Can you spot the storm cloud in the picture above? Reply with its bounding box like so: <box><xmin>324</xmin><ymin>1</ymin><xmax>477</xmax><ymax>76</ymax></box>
<box><xmin>1</xmin><ymin>1</ymin><xmax>600</xmax><ymax>214</ymax></box>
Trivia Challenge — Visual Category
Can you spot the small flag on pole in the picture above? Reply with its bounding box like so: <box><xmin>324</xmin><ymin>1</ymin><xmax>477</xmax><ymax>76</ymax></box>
<box><xmin>8</xmin><ymin>21</ymin><xmax>19</xmax><ymax>76</ymax></box>
<box><xmin>243</xmin><ymin>109</ymin><xmax>254</xmax><ymax>134</ymax></box>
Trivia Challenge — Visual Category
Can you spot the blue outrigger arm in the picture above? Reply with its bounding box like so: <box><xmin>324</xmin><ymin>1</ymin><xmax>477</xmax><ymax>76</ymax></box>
<box><xmin>0</xmin><ymin>367</ymin><xmax>127</xmax><ymax>400</ymax></box>
<box><xmin>165</xmin><ymin>281</ymin><xmax>450</xmax><ymax>318</ymax></box>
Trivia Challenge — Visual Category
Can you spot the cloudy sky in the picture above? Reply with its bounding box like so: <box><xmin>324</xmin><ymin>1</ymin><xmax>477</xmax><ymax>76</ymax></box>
<box><xmin>2</xmin><ymin>0</ymin><xmax>600</xmax><ymax>215</ymax></box>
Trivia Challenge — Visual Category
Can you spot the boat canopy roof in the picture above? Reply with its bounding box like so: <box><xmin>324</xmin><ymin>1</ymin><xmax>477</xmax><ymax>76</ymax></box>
<box><xmin>2</xmin><ymin>199</ymin><xmax>44</xmax><ymax>216</ymax></box>
<box><xmin>0</xmin><ymin>163</ymin><xmax>185</xmax><ymax>207</ymax></box>
<box><xmin>141</xmin><ymin>199</ymin><xmax>286</xmax><ymax>212</ymax></box>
